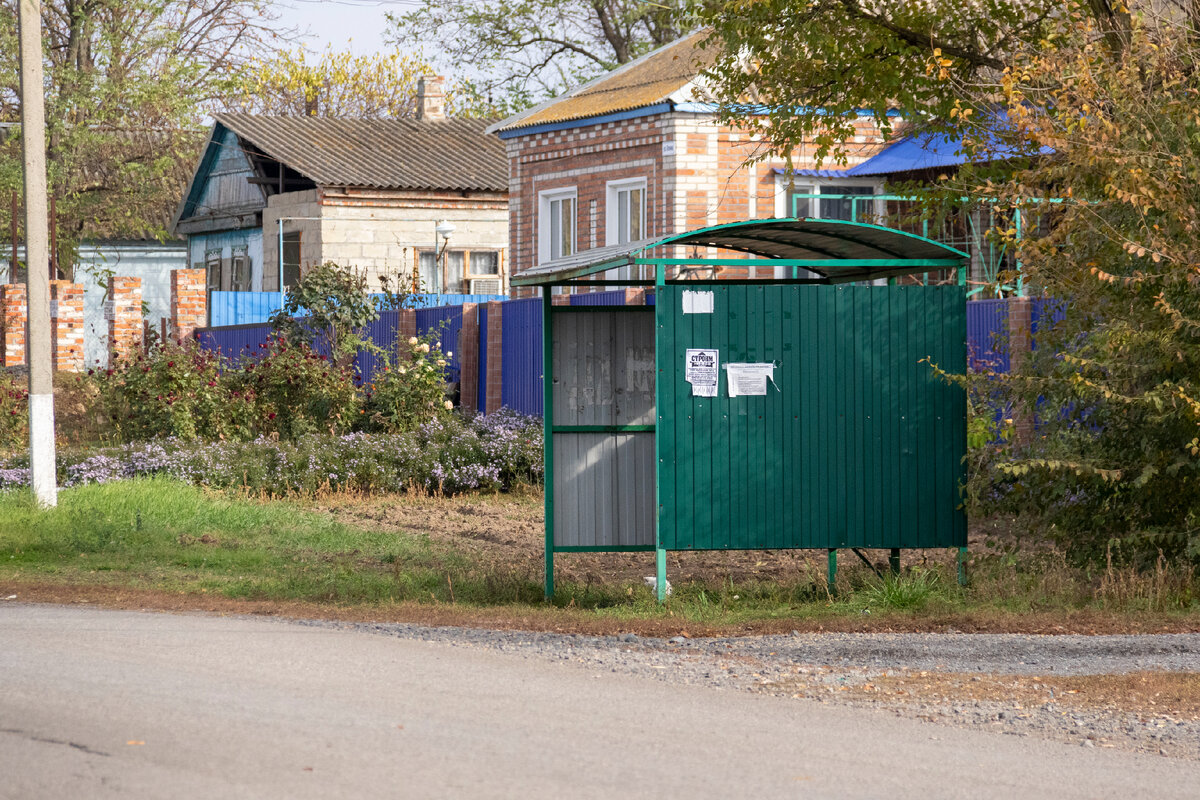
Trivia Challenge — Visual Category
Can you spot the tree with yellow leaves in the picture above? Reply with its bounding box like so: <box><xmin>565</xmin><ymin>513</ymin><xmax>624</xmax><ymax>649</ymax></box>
<box><xmin>233</xmin><ymin>47</ymin><xmax>438</xmax><ymax>118</ymax></box>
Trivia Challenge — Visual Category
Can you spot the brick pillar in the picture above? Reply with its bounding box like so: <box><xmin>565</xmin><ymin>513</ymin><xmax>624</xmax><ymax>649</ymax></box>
<box><xmin>1006</xmin><ymin>296</ymin><xmax>1035</xmax><ymax>446</ymax></box>
<box><xmin>551</xmin><ymin>294</ymin><xmax>570</xmax><ymax>306</ymax></box>
<box><xmin>108</xmin><ymin>276</ymin><xmax>143</xmax><ymax>363</ymax></box>
<box><xmin>50</xmin><ymin>280</ymin><xmax>84</xmax><ymax>372</ymax></box>
<box><xmin>397</xmin><ymin>308</ymin><xmax>417</xmax><ymax>346</ymax></box>
<box><xmin>458</xmin><ymin>303</ymin><xmax>479</xmax><ymax>414</ymax></box>
<box><xmin>484</xmin><ymin>300</ymin><xmax>504</xmax><ymax>414</ymax></box>
<box><xmin>624</xmin><ymin>288</ymin><xmax>646</xmax><ymax>306</ymax></box>
<box><xmin>170</xmin><ymin>268</ymin><xmax>207</xmax><ymax>342</ymax></box>
<box><xmin>0</xmin><ymin>284</ymin><xmax>27</xmax><ymax>367</ymax></box>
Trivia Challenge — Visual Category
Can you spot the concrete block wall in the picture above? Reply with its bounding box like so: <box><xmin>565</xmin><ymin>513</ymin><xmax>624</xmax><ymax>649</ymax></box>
<box><xmin>170</xmin><ymin>268</ymin><xmax>207</xmax><ymax>342</ymax></box>
<box><xmin>108</xmin><ymin>276</ymin><xmax>143</xmax><ymax>363</ymax></box>
<box><xmin>1</xmin><ymin>284</ymin><xmax>26</xmax><ymax>367</ymax></box>
<box><xmin>50</xmin><ymin>281</ymin><xmax>85</xmax><ymax>372</ymax></box>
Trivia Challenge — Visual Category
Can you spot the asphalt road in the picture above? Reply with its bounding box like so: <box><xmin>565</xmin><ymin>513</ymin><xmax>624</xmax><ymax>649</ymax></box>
<box><xmin>2</xmin><ymin>604</ymin><xmax>1197</xmax><ymax>799</ymax></box>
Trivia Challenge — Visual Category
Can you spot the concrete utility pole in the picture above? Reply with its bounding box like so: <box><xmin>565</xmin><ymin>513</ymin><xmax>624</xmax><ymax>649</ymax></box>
<box><xmin>18</xmin><ymin>0</ymin><xmax>57</xmax><ymax>507</ymax></box>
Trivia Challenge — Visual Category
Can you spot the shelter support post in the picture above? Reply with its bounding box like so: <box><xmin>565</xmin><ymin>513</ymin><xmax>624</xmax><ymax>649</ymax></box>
<box><xmin>827</xmin><ymin>549</ymin><xmax>838</xmax><ymax>598</ymax></box>
<box><xmin>655</xmin><ymin>548</ymin><xmax>667</xmax><ymax>604</ymax></box>
<box><xmin>889</xmin><ymin>548</ymin><xmax>901</xmax><ymax>576</ymax></box>
<box><xmin>542</xmin><ymin>288</ymin><xmax>555</xmax><ymax>601</ymax></box>
<box><xmin>957</xmin><ymin>547</ymin><xmax>969</xmax><ymax>587</ymax></box>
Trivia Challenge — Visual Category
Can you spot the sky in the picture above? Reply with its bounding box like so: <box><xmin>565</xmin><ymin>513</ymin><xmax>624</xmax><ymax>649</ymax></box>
<box><xmin>274</xmin><ymin>0</ymin><xmax>417</xmax><ymax>56</ymax></box>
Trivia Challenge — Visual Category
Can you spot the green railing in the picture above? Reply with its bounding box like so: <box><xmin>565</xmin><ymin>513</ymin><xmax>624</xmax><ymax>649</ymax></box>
<box><xmin>790</xmin><ymin>193</ymin><xmax>1045</xmax><ymax>297</ymax></box>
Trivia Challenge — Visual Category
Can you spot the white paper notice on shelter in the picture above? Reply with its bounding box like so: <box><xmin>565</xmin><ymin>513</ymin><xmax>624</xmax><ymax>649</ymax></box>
<box><xmin>685</xmin><ymin>348</ymin><xmax>719</xmax><ymax>397</ymax></box>
<box><xmin>681</xmin><ymin>290</ymin><xmax>714</xmax><ymax>314</ymax></box>
<box><xmin>724</xmin><ymin>362</ymin><xmax>778</xmax><ymax>397</ymax></box>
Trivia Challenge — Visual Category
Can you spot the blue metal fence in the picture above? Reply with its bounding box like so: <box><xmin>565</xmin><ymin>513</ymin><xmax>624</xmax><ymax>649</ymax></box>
<box><xmin>197</xmin><ymin>294</ymin><xmax>1024</xmax><ymax>418</ymax></box>
<box><xmin>208</xmin><ymin>291</ymin><xmax>505</xmax><ymax>327</ymax></box>
<box><xmin>500</xmin><ymin>297</ymin><xmax>543</xmax><ymax>415</ymax></box>
<box><xmin>966</xmin><ymin>298</ymin><xmax>1009</xmax><ymax>372</ymax></box>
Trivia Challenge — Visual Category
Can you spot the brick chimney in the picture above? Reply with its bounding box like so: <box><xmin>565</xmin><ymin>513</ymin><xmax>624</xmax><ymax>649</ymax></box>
<box><xmin>416</xmin><ymin>75</ymin><xmax>446</xmax><ymax>121</ymax></box>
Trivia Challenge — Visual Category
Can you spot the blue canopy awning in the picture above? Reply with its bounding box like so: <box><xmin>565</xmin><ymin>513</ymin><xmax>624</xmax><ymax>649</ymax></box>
<box><xmin>780</xmin><ymin>131</ymin><xmax>1054</xmax><ymax>179</ymax></box>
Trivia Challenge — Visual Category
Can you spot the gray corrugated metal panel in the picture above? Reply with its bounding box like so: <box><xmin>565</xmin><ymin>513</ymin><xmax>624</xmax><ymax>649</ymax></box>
<box><xmin>501</xmin><ymin>298</ymin><xmax>543</xmax><ymax>415</ymax></box>
<box><xmin>552</xmin><ymin>310</ymin><xmax>654</xmax><ymax>426</ymax></box>
<box><xmin>213</xmin><ymin>113</ymin><xmax>508</xmax><ymax>192</ymax></box>
<box><xmin>553</xmin><ymin>432</ymin><xmax>654</xmax><ymax>547</ymax></box>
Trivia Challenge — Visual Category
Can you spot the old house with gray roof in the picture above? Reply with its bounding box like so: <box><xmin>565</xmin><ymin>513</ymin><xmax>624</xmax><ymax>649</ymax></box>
<box><xmin>173</xmin><ymin>79</ymin><xmax>510</xmax><ymax>302</ymax></box>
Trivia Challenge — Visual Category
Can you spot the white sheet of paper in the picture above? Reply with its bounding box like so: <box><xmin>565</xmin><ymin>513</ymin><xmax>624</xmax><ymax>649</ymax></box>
<box><xmin>685</xmin><ymin>348</ymin><xmax>719</xmax><ymax>397</ymax></box>
<box><xmin>682</xmin><ymin>290</ymin><xmax>714</xmax><ymax>314</ymax></box>
<box><xmin>723</xmin><ymin>362</ymin><xmax>778</xmax><ymax>397</ymax></box>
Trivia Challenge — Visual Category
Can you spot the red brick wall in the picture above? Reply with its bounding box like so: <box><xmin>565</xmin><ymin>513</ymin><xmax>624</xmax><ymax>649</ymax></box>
<box><xmin>170</xmin><ymin>268</ymin><xmax>207</xmax><ymax>342</ymax></box>
<box><xmin>0</xmin><ymin>284</ymin><xmax>26</xmax><ymax>367</ymax></box>
<box><xmin>50</xmin><ymin>281</ymin><xmax>84</xmax><ymax>372</ymax></box>
<box><xmin>484</xmin><ymin>300</ymin><xmax>504</xmax><ymax>413</ymax></box>
<box><xmin>458</xmin><ymin>303</ymin><xmax>479</xmax><ymax>413</ymax></box>
<box><xmin>108</xmin><ymin>276</ymin><xmax>143</xmax><ymax>363</ymax></box>
<box><xmin>504</xmin><ymin>111</ymin><xmax>889</xmax><ymax>292</ymax></box>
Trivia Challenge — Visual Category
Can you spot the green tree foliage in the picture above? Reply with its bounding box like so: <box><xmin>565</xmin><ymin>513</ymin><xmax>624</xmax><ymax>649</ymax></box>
<box><xmin>0</xmin><ymin>0</ymin><xmax>287</xmax><ymax>279</ymax></box>
<box><xmin>386</xmin><ymin>0</ymin><xmax>691</xmax><ymax>108</ymax></box>
<box><xmin>704</xmin><ymin>2</ymin><xmax>1200</xmax><ymax>560</ymax></box>
<box><xmin>232</xmin><ymin>46</ymin><xmax>436</xmax><ymax>118</ymax></box>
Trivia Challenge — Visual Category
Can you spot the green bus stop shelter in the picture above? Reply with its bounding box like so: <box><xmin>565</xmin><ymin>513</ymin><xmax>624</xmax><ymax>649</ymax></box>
<box><xmin>513</xmin><ymin>218</ymin><xmax>970</xmax><ymax>602</ymax></box>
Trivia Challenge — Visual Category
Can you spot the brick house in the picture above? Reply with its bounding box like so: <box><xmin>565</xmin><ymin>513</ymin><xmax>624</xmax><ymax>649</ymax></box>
<box><xmin>173</xmin><ymin>78</ymin><xmax>510</xmax><ymax>301</ymax></box>
<box><xmin>488</xmin><ymin>31</ymin><xmax>898</xmax><ymax>293</ymax></box>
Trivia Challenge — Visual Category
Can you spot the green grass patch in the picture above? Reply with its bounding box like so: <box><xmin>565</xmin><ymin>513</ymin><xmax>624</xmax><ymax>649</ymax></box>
<box><xmin>3</xmin><ymin>479</ymin><xmax>1200</xmax><ymax>627</ymax></box>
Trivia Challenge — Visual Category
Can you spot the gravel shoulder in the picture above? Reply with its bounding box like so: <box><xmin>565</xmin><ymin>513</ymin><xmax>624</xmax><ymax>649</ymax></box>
<box><xmin>293</xmin><ymin>618</ymin><xmax>1200</xmax><ymax>761</ymax></box>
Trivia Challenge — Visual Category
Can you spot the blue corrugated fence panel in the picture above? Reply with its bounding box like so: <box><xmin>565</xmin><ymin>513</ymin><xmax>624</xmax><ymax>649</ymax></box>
<box><xmin>477</xmin><ymin>305</ymin><xmax>488</xmax><ymax>411</ymax></box>
<box><xmin>416</xmin><ymin>305</ymin><xmax>465</xmax><ymax>385</ymax></box>
<box><xmin>501</xmin><ymin>297</ymin><xmax>543</xmax><ymax>415</ymax></box>
<box><xmin>409</xmin><ymin>293</ymin><xmax>506</xmax><ymax>309</ymax></box>
<box><xmin>966</xmin><ymin>299</ymin><xmax>1009</xmax><ymax>372</ymax></box>
<box><xmin>569</xmin><ymin>290</ymin><xmax>628</xmax><ymax>306</ymax></box>
<box><xmin>354</xmin><ymin>309</ymin><xmax>401</xmax><ymax>386</ymax></box>
<box><xmin>209</xmin><ymin>292</ymin><xmax>282</xmax><ymax>327</ymax></box>
<box><xmin>194</xmin><ymin>323</ymin><xmax>274</xmax><ymax>366</ymax></box>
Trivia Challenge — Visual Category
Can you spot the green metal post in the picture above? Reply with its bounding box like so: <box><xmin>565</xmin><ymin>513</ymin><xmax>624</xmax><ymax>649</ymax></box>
<box><xmin>542</xmin><ymin>288</ymin><xmax>555</xmax><ymax>600</ymax></box>
<box><xmin>656</xmin><ymin>548</ymin><xmax>667</xmax><ymax>604</ymax></box>
<box><xmin>957</xmin><ymin>547</ymin><xmax>969</xmax><ymax>587</ymax></box>
<box><xmin>1014</xmin><ymin>208</ymin><xmax>1025</xmax><ymax>297</ymax></box>
<box><xmin>889</xmin><ymin>548</ymin><xmax>901</xmax><ymax>576</ymax></box>
<box><xmin>827</xmin><ymin>549</ymin><xmax>838</xmax><ymax>598</ymax></box>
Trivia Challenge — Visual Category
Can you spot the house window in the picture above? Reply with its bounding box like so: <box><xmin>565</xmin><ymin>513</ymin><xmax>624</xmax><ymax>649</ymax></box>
<box><xmin>445</xmin><ymin>251</ymin><xmax>465</xmax><ymax>293</ymax></box>
<box><xmin>538</xmin><ymin>188</ymin><xmax>576</xmax><ymax>263</ymax></box>
<box><xmin>783</xmin><ymin>180</ymin><xmax>880</xmax><ymax>221</ymax></box>
<box><xmin>205</xmin><ymin>249</ymin><xmax>222</xmax><ymax>292</ymax></box>
<box><xmin>606</xmin><ymin>178</ymin><xmax>646</xmax><ymax>245</ymax></box>
<box><xmin>231</xmin><ymin>246</ymin><xmax>250</xmax><ymax>292</ymax></box>
<box><xmin>281</xmin><ymin>232</ymin><xmax>301</xmax><ymax>289</ymax></box>
<box><xmin>469</xmin><ymin>251</ymin><xmax>499</xmax><ymax>275</ymax></box>
<box><xmin>418</xmin><ymin>251</ymin><xmax>437</xmax><ymax>292</ymax></box>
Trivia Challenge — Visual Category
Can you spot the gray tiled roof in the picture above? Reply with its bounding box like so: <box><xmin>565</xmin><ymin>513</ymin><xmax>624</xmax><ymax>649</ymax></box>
<box><xmin>212</xmin><ymin>113</ymin><xmax>507</xmax><ymax>192</ymax></box>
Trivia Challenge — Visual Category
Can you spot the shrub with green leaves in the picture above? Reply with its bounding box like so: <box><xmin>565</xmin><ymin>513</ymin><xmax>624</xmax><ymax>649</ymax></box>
<box><xmin>232</xmin><ymin>335</ymin><xmax>361</xmax><ymax>439</ymax></box>
<box><xmin>97</xmin><ymin>338</ymin><xmax>255</xmax><ymax>442</ymax></box>
<box><xmin>365</xmin><ymin>332</ymin><xmax>454</xmax><ymax>433</ymax></box>
<box><xmin>0</xmin><ymin>371</ymin><xmax>27</xmax><ymax>453</ymax></box>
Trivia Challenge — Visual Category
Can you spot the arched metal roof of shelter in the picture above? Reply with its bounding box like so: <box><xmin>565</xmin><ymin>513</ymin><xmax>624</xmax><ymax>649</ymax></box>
<box><xmin>512</xmin><ymin>218</ymin><xmax>969</xmax><ymax>286</ymax></box>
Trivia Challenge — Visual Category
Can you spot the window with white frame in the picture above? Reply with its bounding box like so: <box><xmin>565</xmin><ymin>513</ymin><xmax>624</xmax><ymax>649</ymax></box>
<box><xmin>538</xmin><ymin>188</ymin><xmax>577</xmax><ymax>264</ymax></box>
<box><xmin>777</xmin><ymin>177</ymin><xmax>881</xmax><ymax>221</ymax></box>
<box><xmin>606</xmin><ymin>178</ymin><xmax>646</xmax><ymax>246</ymax></box>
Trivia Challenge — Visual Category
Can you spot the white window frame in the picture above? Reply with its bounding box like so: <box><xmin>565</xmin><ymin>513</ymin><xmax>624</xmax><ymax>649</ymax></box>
<box><xmin>774</xmin><ymin>176</ymin><xmax>883</xmax><ymax>220</ymax></box>
<box><xmin>538</xmin><ymin>187</ymin><xmax>577</xmax><ymax>265</ymax></box>
<box><xmin>605</xmin><ymin>177</ymin><xmax>648</xmax><ymax>247</ymax></box>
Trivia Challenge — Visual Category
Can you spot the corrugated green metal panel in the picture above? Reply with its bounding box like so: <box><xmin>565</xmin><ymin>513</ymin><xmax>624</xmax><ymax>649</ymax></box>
<box><xmin>657</xmin><ymin>284</ymin><xmax>966</xmax><ymax>551</ymax></box>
